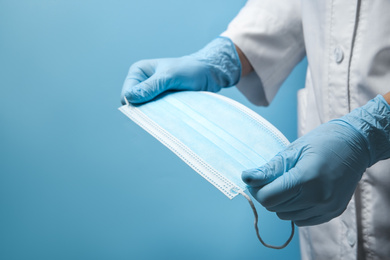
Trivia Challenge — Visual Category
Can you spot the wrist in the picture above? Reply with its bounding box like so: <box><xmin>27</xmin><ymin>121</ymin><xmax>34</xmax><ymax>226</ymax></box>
<box><xmin>382</xmin><ymin>92</ymin><xmax>390</xmax><ymax>105</ymax></box>
<box><xmin>234</xmin><ymin>44</ymin><xmax>253</xmax><ymax>77</ymax></box>
<box><xmin>339</xmin><ymin>95</ymin><xmax>390</xmax><ymax>167</ymax></box>
<box><xmin>191</xmin><ymin>37</ymin><xmax>241</xmax><ymax>89</ymax></box>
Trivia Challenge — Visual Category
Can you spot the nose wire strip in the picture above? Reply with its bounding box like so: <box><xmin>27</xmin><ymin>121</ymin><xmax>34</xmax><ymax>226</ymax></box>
<box><xmin>239</xmin><ymin>191</ymin><xmax>295</xmax><ymax>249</ymax></box>
<box><xmin>124</xmin><ymin>96</ymin><xmax>130</xmax><ymax>106</ymax></box>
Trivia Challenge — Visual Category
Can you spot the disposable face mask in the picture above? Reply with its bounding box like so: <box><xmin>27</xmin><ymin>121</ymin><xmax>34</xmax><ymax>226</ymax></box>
<box><xmin>119</xmin><ymin>91</ymin><xmax>294</xmax><ymax>249</ymax></box>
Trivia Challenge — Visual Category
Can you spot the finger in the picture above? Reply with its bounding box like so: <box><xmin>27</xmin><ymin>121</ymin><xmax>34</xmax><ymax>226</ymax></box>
<box><xmin>265</xmin><ymin>188</ymin><xmax>310</xmax><ymax>213</ymax></box>
<box><xmin>242</xmin><ymin>154</ymin><xmax>286</xmax><ymax>188</ymax></box>
<box><xmin>242</xmin><ymin>145</ymin><xmax>302</xmax><ymax>188</ymax></box>
<box><xmin>128</xmin><ymin>60</ymin><xmax>157</xmax><ymax>80</ymax></box>
<box><xmin>294</xmin><ymin>215</ymin><xmax>329</xmax><ymax>227</ymax></box>
<box><xmin>266</xmin><ymin>195</ymin><xmax>308</xmax><ymax>213</ymax></box>
<box><xmin>255</xmin><ymin>166</ymin><xmax>302</xmax><ymax>208</ymax></box>
<box><xmin>121</xmin><ymin>78</ymin><xmax>143</xmax><ymax>105</ymax></box>
<box><xmin>276</xmin><ymin>206</ymin><xmax>316</xmax><ymax>221</ymax></box>
<box><xmin>122</xmin><ymin>75</ymin><xmax>166</xmax><ymax>104</ymax></box>
<box><xmin>121</xmin><ymin>60</ymin><xmax>158</xmax><ymax>104</ymax></box>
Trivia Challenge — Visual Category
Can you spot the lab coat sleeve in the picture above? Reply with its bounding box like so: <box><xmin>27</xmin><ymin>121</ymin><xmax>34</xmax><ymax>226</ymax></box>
<box><xmin>221</xmin><ymin>0</ymin><xmax>305</xmax><ymax>106</ymax></box>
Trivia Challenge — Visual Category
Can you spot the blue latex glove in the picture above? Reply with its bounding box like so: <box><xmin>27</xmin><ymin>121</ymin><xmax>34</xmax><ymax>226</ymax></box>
<box><xmin>242</xmin><ymin>95</ymin><xmax>390</xmax><ymax>226</ymax></box>
<box><xmin>120</xmin><ymin>37</ymin><xmax>241</xmax><ymax>105</ymax></box>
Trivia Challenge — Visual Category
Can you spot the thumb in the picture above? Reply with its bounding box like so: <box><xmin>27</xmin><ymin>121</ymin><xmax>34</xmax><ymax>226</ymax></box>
<box><xmin>122</xmin><ymin>74</ymin><xmax>166</xmax><ymax>104</ymax></box>
<box><xmin>121</xmin><ymin>59</ymin><xmax>164</xmax><ymax>104</ymax></box>
<box><xmin>242</xmin><ymin>147</ymin><xmax>300</xmax><ymax>187</ymax></box>
<box><xmin>242</xmin><ymin>154</ymin><xmax>286</xmax><ymax>188</ymax></box>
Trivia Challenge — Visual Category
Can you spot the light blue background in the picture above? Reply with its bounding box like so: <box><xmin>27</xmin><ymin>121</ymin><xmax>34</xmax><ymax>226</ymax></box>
<box><xmin>0</xmin><ymin>1</ymin><xmax>307</xmax><ymax>259</ymax></box>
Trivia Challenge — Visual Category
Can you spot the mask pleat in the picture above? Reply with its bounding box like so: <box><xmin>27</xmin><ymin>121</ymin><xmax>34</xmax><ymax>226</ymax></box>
<box><xmin>121</xmin><ymin>91</ymin><xmax>289</xmax><ymax>197</ymax></box>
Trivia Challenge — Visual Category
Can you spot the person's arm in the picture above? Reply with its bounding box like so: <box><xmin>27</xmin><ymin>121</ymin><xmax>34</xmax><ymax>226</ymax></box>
<box><xmin>120</xmin><ymin>37</ymin><xmax>241</xmax><ymax>104</ymax></box>
<box><xmin>222</xmin><ymin>0</ymin><xmax>305</xmax><ymax>106</ymax></box>
<box><xmin>383</xmin><ymin>91</ymin><xmax>390</xmax><ymax>104</ymax></box>
<box><xmin>121</xmin><ymin>0</ymin><xmax>305</xmax><ymax>106</ymax></box>
<box><xmin>235</xmin><ymin>45</ymin><xmax>253</xmax><ymax>77</ymax></box>
<box><xmin>242</xmin><ymin>93</ymin><xmax>390</xmax><ymax>226</ymax></box>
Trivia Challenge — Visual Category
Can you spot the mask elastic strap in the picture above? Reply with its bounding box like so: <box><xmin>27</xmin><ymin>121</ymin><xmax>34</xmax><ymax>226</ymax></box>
<box><xmin>239</xmin><ymin>191</ymin><xmax>295</xmax><ymax>249</ymax></box>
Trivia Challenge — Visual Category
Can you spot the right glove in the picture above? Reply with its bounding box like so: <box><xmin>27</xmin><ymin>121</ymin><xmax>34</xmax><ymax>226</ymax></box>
<box><xmin>120</xmin><ymin>37</ymin><xmax>241</xmax><ymax>104</ymax></box>
<box><xmin>242</xmin><ymin>95</ymin><xmax>390</xmax><ymax>226</ymax></box>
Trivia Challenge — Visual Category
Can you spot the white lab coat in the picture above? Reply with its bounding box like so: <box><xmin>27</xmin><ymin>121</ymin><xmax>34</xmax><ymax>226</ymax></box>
<box><xmin>222</xmin><ymin>1</ymin><xmax>390</xmax><ymax>259</ymax></box>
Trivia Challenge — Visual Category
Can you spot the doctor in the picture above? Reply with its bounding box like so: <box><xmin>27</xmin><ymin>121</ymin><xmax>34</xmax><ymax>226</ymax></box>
<box><xmin>121</xmin><ymin>1</ymin><xmax>390</xmax><ymax>259</ymax></box>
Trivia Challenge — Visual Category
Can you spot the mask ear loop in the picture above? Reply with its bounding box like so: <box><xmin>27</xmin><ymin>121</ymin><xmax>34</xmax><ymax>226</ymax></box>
<box><xmin>239</xmin><ymin>191</ymin><xmax>295</xmax><ymax>249</ymax></box>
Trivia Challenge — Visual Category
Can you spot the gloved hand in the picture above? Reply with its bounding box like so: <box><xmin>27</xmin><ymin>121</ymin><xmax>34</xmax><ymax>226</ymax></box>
<box><xmin>242</xmin><ymin>95</ymin><xmax>390</xmax><ymax>226</ymax></box>
<box><xmin>120</xmin><ymin>37</ymin><xmax>241</xmax><ymax>105</ymax></box>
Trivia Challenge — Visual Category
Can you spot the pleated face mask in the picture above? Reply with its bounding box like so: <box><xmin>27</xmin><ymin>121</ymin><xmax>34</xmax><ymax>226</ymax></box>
<box><xmin>119</xmin><ymin>91</ymin><xmax>294</xmax><ymax>249</ymax></box>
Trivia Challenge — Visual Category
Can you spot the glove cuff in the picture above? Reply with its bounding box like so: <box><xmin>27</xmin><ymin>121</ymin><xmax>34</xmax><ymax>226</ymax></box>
<box><xmin>191</xmin><ymin>37</ymin><xmax>241</xmax><ymax>91</ymax></box>
<box><xmin>338</xmin><ymin>95</ymin><xmax>390</xmax><ymax>167</ymax></box>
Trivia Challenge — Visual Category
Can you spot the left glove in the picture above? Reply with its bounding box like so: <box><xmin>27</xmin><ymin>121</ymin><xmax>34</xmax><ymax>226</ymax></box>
<box><xmin>242</xmin><ymin>95</ymin><xmax>390</xmax><ymax>226</ymax></box>
<box><xmin>120</xmin><ymin>37</ymin><xmax>241</xmax><ymax>104</ymax></box>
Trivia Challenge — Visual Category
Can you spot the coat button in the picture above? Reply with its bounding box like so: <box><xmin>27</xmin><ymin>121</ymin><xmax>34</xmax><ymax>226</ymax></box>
<box><xmin>334</xmin><ymin>46</ymin><xmax>344</xmax><ymax>63</ymax></box>
<box><xmin>347</xmin><ymin>230</ymin><xmax>356</xmax><ymax>247</ymax></box>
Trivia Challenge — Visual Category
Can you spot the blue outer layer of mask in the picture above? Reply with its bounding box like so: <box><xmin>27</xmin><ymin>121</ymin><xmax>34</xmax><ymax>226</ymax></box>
<box><xmin>119</xmin><ymin>91</ymin><xmax>289</xmax><ymax>199</ymax></box>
